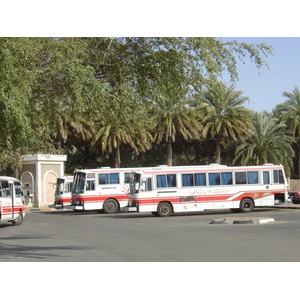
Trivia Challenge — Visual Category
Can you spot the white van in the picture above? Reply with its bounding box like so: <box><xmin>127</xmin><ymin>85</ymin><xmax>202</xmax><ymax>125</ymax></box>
<box><xmin>0</xmin><ymin>176</ymin><xmax>25</xmax><ymax>227</ymax></box>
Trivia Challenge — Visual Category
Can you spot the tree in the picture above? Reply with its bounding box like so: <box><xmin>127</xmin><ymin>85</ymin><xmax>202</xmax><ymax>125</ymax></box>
<box><xmin>0</xmin><ymin>37</ymin><xmax>273</xmax><ymax>173</ymax></box>
<box><xmin>0</xmin><ymin>38</ymin><xmax>42</xmax><ymax>175</ymax></box>
<box><xmin>275</xmin><ymin>86</ymin><xmax>300</xmax><ymax>178</ymax></box>
<box><xmin>91</xmin><ymin>86</ymin><xmax>153</xmax><ymax>168</ymax></box>
<box><xmin>233</xmin><ymin>112</ymin><xmax>295</xmax><ymax>175</ymax></box>
<box><xmin>151</xmin><ymin>86</ymin><xmax>201</xmax><ymax>166</ymax></box>
<box><xmin>196</xmin><ymin>81</ymin><xmax>253</xmax><ymax>164</ymax></box>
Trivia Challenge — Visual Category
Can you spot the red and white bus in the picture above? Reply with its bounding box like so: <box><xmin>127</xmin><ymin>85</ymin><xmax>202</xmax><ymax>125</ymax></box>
<box><xmin>51</xmin><ymin>176</ymin><xmax>73</xmax><ymax>209</ymax></box>
<box><xmin>70</xmin><ymin>167</ymin><xmax>147</xmax><ymax>213</ymax></box>
<box><xmin>125</xmin><ymin>164</ymin><xmax>289</xmax><ymax>217</ymax></box>
<box><xmin>0</xmin><ymin>176</ymin><xmax>25</xmax><ymax>226</ymax></box>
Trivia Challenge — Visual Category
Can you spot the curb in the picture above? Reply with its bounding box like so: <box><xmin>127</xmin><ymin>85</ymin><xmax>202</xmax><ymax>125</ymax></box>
<box><xmin>210</xmin><ymin>217</ymin><xmax>275</xmax><ymax>224</ymax></box>
<box><xmin>25</xmin><ymin>207</ymin><xmax>56</xmax><ymax>212</ymax></box>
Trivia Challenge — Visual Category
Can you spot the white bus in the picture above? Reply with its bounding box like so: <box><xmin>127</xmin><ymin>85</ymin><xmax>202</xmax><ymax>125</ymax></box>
<box><xmin>125</xmin><ymin>164</ymin><xmax>289</xmax><ymax>217</ymax></box>
<box><xmin>0</xmin><ymin>176</ymin><xmax>25</xmax><ymax>226</ymax></box>
<box><xmin>70</xmin><ymin>167</ymin><xmax>146</xmax><ymax>213</ymax></box>
<box><xmin>50</xmin><ymin>176</ymin><xmax>73</xmax><ymax>209</ymax></box>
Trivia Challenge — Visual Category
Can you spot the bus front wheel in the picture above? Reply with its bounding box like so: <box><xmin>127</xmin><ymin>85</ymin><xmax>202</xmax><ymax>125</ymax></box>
<box><xmin>240</xmin><ymin>198</ymin><xmax>254</xmax><ymax>213</ymax></box>
<box><xmin>157</xmin><ymin>202</ymin><xmax>172</xmax><ymax>217</ymax></box>
<box><xmin>103</xmin><ymin>198</ymin><xmax>118</xmax><ymax>214</ymax></box>
<box><xmin>12</xmin><ymin>211</ymin><xmax>24</xmax><ymax>226</ymax></box>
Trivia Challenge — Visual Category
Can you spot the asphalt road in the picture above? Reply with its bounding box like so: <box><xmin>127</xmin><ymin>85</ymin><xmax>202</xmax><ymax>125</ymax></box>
<box><xmin>1</xmin><ymin>207</ymin><xmax>300</xmax><ymax>262</ymax></box>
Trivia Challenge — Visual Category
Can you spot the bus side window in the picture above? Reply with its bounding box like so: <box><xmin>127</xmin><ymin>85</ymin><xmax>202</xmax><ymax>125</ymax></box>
<box><xmin>86</xmin><ymin>180</ymin><xmax>95</xmax><ymax>191</ymax></box>
<box><xmin>209</xmin><ymin>173</ymin><xmax>220</xmax><ymax>186</ymax></box>
<box><xmin>263</xmin><ymin>171</ymin><xmax>270</xmax><ymax>184</ymax></box>
<box><xmin>235</xmin><ymin>172</ymin><xmax>246</xmax><ymax>184</ymax></box>
<box><xmin>279</xmin><ymin>170</ymin><xmax>285</xmax><ymax>183</ymax></box>
<box><xmin>221</xmin><ymin>172</ymin><xmax>233</xmax><ymax>185</ymax></box>
<box><xmin>141</xmin><ymin>178</ymin><xmax>152</xmax><ymax>192</ymax></box>
<box><xmin>124</xmin><ymin>173</ymin><xmax>131</xmax><ymax>184</ymax></box>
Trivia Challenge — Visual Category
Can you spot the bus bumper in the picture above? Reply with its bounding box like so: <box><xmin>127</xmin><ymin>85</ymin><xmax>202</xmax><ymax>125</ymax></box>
<box><xmin>48</xmin><ymin>204</ymin><xmax>72</xmax><ymax>210</ymax></box>
<box><xmin>122</xmin><ymin>206</ymin><xmax>138</xmax><ymax>212</ymax></box>
<box><xmin>48</xmin><ymin>204</ymin><xmax>63</xmax><ymax>209</ymax></box>
<box><xmin>68</xmin><ymin>205</ymin><xmax>84</xmax><ymax>210</ymax></box>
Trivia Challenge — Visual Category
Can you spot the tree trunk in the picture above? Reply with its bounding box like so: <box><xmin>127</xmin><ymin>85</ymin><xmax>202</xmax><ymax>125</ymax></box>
<box><xmin>114</xmin><ymin>144</ymin><xmax>121</xmax><ymax>168</ymax></box>
<box><xmin>215</xmin><ymin>135</ymin><xmax>221</xmax><ymax>164</ymax></box>
<box><xmin>167</xmin><ymin>139</ymin><xmax>173</xmax><ymax>166</ymax></box>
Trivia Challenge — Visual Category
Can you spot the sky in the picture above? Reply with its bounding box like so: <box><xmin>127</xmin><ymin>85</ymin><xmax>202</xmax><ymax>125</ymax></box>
<box><xmin>221</xmin><ymin>37</ymin><xmax>300</xmax><ymax>112</ymax></box>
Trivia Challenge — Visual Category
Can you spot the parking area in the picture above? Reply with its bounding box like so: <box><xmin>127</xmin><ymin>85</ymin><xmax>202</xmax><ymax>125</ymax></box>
<box><xmin>1</xmin><ymin>206</ymin><xmax>300</xmax><ymax>262</ymax></box>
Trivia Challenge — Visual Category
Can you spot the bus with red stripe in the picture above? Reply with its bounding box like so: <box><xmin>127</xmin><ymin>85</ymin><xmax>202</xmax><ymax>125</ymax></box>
<box><xmin>70</xmin><ymin>165</ymin><xmax>203</xmax><ymax>213</ymax></box>
<box><xmin>70</xmin><ymin>167</ymin><xmax>146</xmax><ymax>213</ymax></box>
<box><xmin>51</xmin><ymin>176</ymin><xmax>73</xmax><ymax>209</ymax></box>
<box><xmin>125</xmin><ymin>164</ymin><xmax>289</xmax><ymax>217</ymax></box>
<box><xmin>0</xmin><ymin>176</ymin><xmax>25</xmax><ymax>226</ymax></box>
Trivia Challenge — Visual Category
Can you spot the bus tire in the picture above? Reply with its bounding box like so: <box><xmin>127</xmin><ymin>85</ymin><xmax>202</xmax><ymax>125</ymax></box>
<box><xmin>157</xmin><ymin>202</ymin><xmax>172</xmax><ymax>217</ymax></box>
<box><xmin>12</xmin><ymin>211</ymin><xmax>24</xmax><ymax>226</ymax></box>
<box><xmin>240</xmin><ymin>198</ymin><xmax>254</xmax><ymax>213</ymax></box>
<box><xmin>103</xmin><ymin>198</ymin><xmax>119</xmax><ymax>214</ymax></box>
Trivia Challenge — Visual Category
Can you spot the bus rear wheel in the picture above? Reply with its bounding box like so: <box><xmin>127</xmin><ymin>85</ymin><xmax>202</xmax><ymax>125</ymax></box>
<box><xmin>240</xmin><ymin>198</ymin><xmax>254</xmax><ymax>213</ymax></box>
<box><xmin>157</xmin><ymin>202</ymin><xmax>172</xmax><ymax>217</ymax></box>
<box><xmin>103</xmin><ymin>198</ymin><xmax>118</xmax><ymax>214</ymax></box>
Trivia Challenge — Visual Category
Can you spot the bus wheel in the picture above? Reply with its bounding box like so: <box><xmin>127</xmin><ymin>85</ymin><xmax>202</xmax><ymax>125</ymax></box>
<box><xmin>12</xmin><ymin>212</ymin><xmax>23</xmax><ymax>226</ymax></box>
<box><xmin>240</xmin><ymin>198</ymin><xmax>254</xmax><ymax>213</ymax></box>
<box><xmin>103</xmin><ymin>198</ymin><xmax>118</xmax><ymax>214</ymax></box>
<box><xmin>157</xmin><ymin>202</ymin><xmax>172</xmax><ymax>217</ymax></box>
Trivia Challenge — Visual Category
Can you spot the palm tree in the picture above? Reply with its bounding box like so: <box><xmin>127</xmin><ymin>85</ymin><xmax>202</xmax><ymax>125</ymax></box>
<box><xmin>275</xmin><ymin>86</ymin><xmax>300</xmax><ymax>178</ymax></box>
<box><xmin>197</xmin><ymin>81</ymin><xmax>253</xmax><ymax>164</ymax></box>
<box><xmin>233</xmin><ymin>112</ymin><xmax>295</xmax><ymax>175</ymax></box>
<box><xmin>91</xmin><ymin>87</ymin><xmax>153</xmax><ymax>168</ymax></box>
<box><xmin>151</xmin><ymin>88</ymin><xmax>201</xmax><ymax>166</ymax></box>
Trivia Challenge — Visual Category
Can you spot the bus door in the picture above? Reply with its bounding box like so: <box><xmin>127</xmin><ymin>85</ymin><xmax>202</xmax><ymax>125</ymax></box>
<box><xmin>141</xmin><ymin>176</ymin><xmax>153</xmax><ymax>193</ymax></box>
<box><xmin>82</xmin><ymin>173</ymin><xmax>96</xmax><ymax>209</ymax></box>
<box><xmin>9</xmin><ymin>181</ymin><xmax>15</xmax><ymax>219</ymax></box>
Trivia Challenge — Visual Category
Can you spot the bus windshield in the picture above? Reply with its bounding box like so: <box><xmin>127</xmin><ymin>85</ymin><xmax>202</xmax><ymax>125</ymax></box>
<box><xmin>72</xmin><ymin>173</ymin><xmax>86</xmax><ymax>194</ymax></box>
<box><xmin>55</xmin><ymin>178</ymin><xmax>65</xmax><ymax>195</ymax></box>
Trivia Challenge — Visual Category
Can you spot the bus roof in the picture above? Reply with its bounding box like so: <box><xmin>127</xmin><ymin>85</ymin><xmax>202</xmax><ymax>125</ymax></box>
<box><xmin>0</xmin><ymin>176</ymin><xmax>20</xmax><ymax>182</ymax></box>
<box><xmin>73</xmin><ymin>164</ymin><xmax>283</xmax><ymax>175</ymax></box>
<box><xmin>132</xmin><ymin>164</ymin><xmax>284</xmax><ymax>174</ymax></box>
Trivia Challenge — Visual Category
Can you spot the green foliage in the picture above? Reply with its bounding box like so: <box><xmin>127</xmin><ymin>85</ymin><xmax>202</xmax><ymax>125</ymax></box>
<box><xmin>195</xmin><ymin>81</ymin><xmax>254</xmax><ymax>164</ymax></box>
<box><xmin>1</xmin><ymin>37</ymin><xmax>285</xmax><ymax>176</ymax></box>
<box><xmin>233</xmin><ymin>112</ymin><xmax>295</xmax><ymax>176</ymax></box>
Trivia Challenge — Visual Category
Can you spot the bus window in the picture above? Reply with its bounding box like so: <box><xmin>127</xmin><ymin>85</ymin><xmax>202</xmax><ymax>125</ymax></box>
<box><xmin>182</xmin><ymin>174</ymin><xmax>194</xmax><ymax>187</ymax></box>
<box><xmin>209</xmin><ymin>173</ymin><xmax>220</xmax><ymax>186</ymax></box>
<box><xmin>124</xmin><ymin>172</ymin><xmax>131</xmax><ymax>184</ymax></box>
<box><xmin>274</xmin><ymin>170</ymin><xmax>285</xmax><ymax>184</ymax></box>
<box><xmin>263</xmin><ymin>171</ymin><xmax>270</xmax><ymax>184</ymax></box>
<box><xmin>14</xmin><ymin>181</ymin><xmax>23</xmax><ymax>197</ymax></box>
<box><xmin>98</xmin><ymin>173</ymin><xmax>119</xmax><ymax>185</ymax></box>
<box><xmin>195</xmin><ymin>173</ymin><xmax>206</xmax><ymax>186</ymax></box>
<box><xmin>235</xmin><ymin>172</ymin><xmax>247</xmax><ymax>184</ymax></box>
<box><xmin>248</xmin><ymin>171</ymin><xmax>259</xmax><ymax>184</ymax></box>
<box><xmin>279</xmin><ymin>170</ymin><xmax>285</xmax><ymax>183</ymax></box>
<box><xmin>0</xmin><ymin>180</ymin><xmax>10</xmax><ymax>197</ymax></box>
<box><xmin>86</xmin><ymin>180</ymin><xmax>95</xmax><ymax>191</ymax></box>
<box><xmin>157</xmin><ymin>174</ymin><xmax>177</xmax><ymax>188</ymax></box>
<box><xmin>221</xmin><ymin>172</ymin><xmax>233</xmax><ymax>185</ymax></box>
